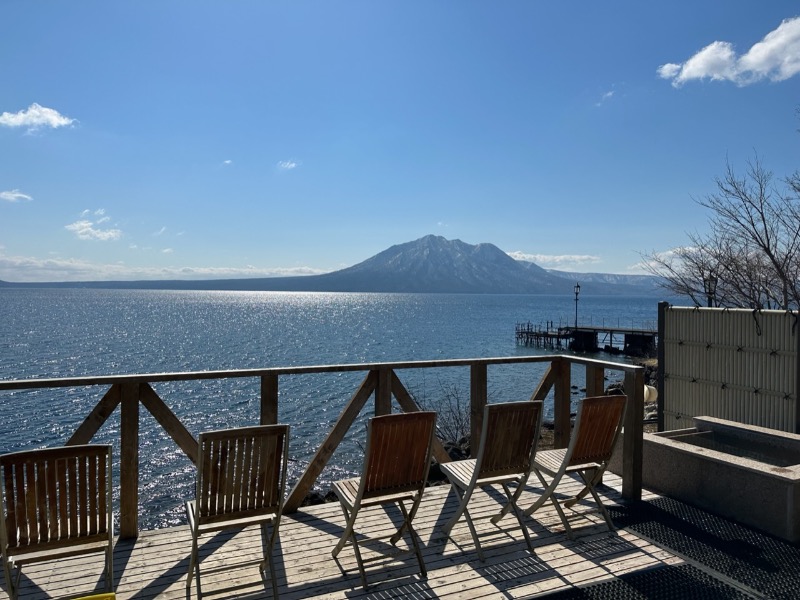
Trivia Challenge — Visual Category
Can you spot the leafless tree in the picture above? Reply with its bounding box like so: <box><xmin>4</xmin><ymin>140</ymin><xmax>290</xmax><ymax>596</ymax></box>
<box><xmin>641</xmin><ymin>156</ymin><xmax>800</xmax><ymax>309</ymax></box>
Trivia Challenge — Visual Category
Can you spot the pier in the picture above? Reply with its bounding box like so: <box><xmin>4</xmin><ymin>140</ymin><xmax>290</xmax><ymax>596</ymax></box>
<box><xmin>516</xmin><ymin>322</ymin><xmax>657</xmax><ymax>357</ymax></box>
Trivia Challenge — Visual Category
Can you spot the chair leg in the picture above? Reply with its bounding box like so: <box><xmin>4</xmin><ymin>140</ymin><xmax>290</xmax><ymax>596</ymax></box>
<box><xmin>185</xmin><ymin>501</ymin><xmax>200</xmax><ymax>588</ymax></box>
<box><xmin>579</xmin><ymin>471</ymin><xmax>616</xmax><ymax>532</ymax></box>
<box><xmin>3</xmin><ymin>556</ymin><xmax>19</xmax><ymax>600</ymax></box>
<box><xmin>332</xmin><ymin>504</ymin><xmax>370</xmax><ymax>589</ymax></box>
<box><xmin>563</xmin><ymin>467</ymin><xmax>603</xmax><ymax>508</ymax></box>
<box><xmin>501</xmin><ymin>482</ymin><xmax>534</xmax><ymax>553</ymax></box>
<box><xmin>490</xmin><ymin>473</ymin><xmax>528</xmax><ymax>524</ymax></box>
<box><xmin>532</xmin><ymin>470</ymin><xmax>574</xmax><ymax>539</ymax></box>
<box><xmin>331</xmin><ymin>504</ymin><xmax>356</xmax><ymax>558</ymax></box>
<box><xmin>105</xmin><ymin>540</ymin><xmax>114</xmax><ymax>592</ymax></box>
<box><xmin>396</xmin><ymin>501</ymin><xmax>427</xmax><ymax>578</ymax></box>
<box><xmin>260</xmin><ymin>520</ymin><xmax>281</xmax><ymax>599</ymax></box>
<box><xmin>441</xmin><ymin>484</ymin><xmax>475</xmax><ymax>537</ymax></box>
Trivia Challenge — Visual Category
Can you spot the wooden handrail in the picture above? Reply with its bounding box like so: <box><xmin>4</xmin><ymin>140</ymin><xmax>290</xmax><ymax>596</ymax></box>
<box><xmin>0</xmin><ymin>355</ymin><xmax>645</xmax><ymax>538</ymax></box>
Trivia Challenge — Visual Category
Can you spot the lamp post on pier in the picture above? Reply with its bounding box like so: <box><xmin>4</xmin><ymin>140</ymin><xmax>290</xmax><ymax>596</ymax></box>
<box><xmin>574</xmin><ymin>282</ymin><xmax>580</xmax><ymax>329</ymax></box>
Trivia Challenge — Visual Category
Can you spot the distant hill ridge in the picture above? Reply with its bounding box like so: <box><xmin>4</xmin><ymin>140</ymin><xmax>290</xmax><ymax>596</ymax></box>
<box><xmin>0</xmin><ymin>234</ymin><xmax>660</xmax><ymax>295</ymax></box>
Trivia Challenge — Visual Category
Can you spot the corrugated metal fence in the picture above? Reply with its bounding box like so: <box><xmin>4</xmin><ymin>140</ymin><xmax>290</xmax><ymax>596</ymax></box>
<box><xmin>659</xmin><ymin>303</ymin><xmax>800</xmax><ymax>432</ymax></box>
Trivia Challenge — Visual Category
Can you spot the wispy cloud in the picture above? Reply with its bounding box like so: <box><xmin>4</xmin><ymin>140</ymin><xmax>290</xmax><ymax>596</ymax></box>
<box><xmin>595</xmin><ymin>90</ymin><xmax>615</xmax><ymax>107</ymax></box>
<box><xmin>0</xmin><ymin>103</ymin><xmax>76</xmax><ymax>131</ymax></box>
<box><xmin>507</xmin><ymin>251</ymin><xmax>601</xmax><ymax>270</ymax></box>
<box><xmin>0</xmin><ymin>189</ymin><xmax>33</xmax><ymax>202</ymax></box>
<box><xmin>222</xmin><ymin>159</ymin><xmax>233</xmax><ymax>166</ymax></box>
<box><xmin>0</xmin><ymin>249</ymin><xmax>330</xmax><ymax>282</ymax></box>
<box><xmin>277</xmin><ymin>160</ymin><xmax>299</xmax><ymax>170</ymax></box>
<box><xmin>153</xmin><ymin>226</ymin><xmax>167</xmax><ymax>236</ymax></box>
<box><xmin>161</xmin><ymin>248</ymin><xmax>173</xmax><ymax>254</ymax></box>
<box><xmin>658</xmin><ymin>16</ymin><xmax>800</xmax><ymax>87</ymax></box>
<box><xmin>65</xmin><ymin>210</ymin><xmax>122</xmax><ymax>241</ymax></box>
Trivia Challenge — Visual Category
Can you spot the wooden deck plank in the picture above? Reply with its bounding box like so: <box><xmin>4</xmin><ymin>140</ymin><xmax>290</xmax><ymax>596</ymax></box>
<box><xmin>0</xmin><ymin>474</ymin><xmax>686</xmax><ymax>600</ymax></box>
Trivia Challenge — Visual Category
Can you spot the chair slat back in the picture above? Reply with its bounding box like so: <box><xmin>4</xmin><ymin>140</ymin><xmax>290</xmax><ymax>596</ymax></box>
<box><xmin>361</xmin><ymin>412</ymin><xmax>436</xmax><ymax>499</ymax></box>
<box><xmin>196</xmin><ymin>425</ymin><xmax>289</xmax><ymax>525</ymax></box>
<box><xmin>0</xmin><ymin>445</ymin><xmax>111</xmax><ymax>551</ymax></box>
<box><xmin>569</xmin><ymin>395</ymin><xmax>626</xmax><ymax>466</ymax></box>
<box><xmin>477</xmin><ymin>401</ymin><xmax>543</xmax><ymax>479</ymax></box>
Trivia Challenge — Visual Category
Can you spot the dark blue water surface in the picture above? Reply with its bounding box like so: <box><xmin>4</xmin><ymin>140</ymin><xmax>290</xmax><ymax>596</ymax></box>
<box><xmin>0</xmin><ymin>289</ymin><xmax>663</xmax><ymax>528</ymax></box>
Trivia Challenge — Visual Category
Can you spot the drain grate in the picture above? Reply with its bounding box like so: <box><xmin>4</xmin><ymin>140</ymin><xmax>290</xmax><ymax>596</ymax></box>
<box><xmin>538</xmin><ymin>564</ymin><xmax>750</xmax><ymax>599</ymax></box>
<box><xmin>608</xmin><ymin>496</ymin><xmax>800</xmax><ymax>599</ymax></box>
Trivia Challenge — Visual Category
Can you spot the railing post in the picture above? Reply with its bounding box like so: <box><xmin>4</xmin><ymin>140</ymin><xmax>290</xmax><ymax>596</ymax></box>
<box><xmin>657</xmin><ymin>301</ymin><xmax>667</xmax><ymax>432</ymax></box>
<box><xmin>375</xmin><ymin>368</ymin><xmax>392</xmax><ymax>416</ymax></box>
<box><xmin>470</xmin><ymin>363</ymin><xmax>487</xmax><ymax>457</ymax></box>
<box><xmin>553</xmin><ymin>358</ymin><xmax>571</xmax><ymax>449</ymax></box>
<box><xmin>120</xmin><ymin>382</ymin><xmax>140</xmax><ymax>539</ymax></box>
<box><xmin>261</xmin><ymin>373</ymin><xmax>279</xmax><ymax>425</ymax></box>
<box><xmin>585</xmin><ymin>364</ymin><xmax>605</xmax><ymax>397</ymax></box>
<box><xmin>623</xmin><ymin>367</ymin><xmax>644</xmax><ymax>501</ymax></box>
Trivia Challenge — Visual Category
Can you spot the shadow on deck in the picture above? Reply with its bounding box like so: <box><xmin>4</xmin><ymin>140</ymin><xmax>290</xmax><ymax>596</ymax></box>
<box><xmin>2</xmin><ymin>474</ymin><xmax>798</xmax><ymax>599</ymax></box>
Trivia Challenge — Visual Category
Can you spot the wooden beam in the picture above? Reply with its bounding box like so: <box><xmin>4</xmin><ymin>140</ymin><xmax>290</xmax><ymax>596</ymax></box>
<box><xmin>120</xmin><ymin>382</ymin><xmax>140</xmax><ymax>539</ymax></box>
<box><xmin>260</xmin><ymin>373</ymin><xmax>279</xmax><ymax>425</ymax></box>
<box><xmin>470</xmin><ymin>363</ymin><xmax>487</xmax><ymax>458</ymax></box>
<box><xmin>531</xmin><ymin>363</ymin><xmax>557</xmax><ymax>402</ymax></box>
<box><xmin>553</xmin><ymin>358</ymin><xmax>572</xmax><ymax>449</ymax></box>
<box><xmin>391</xmin><ymin>371</ymin><xmax>451</xmax><ymax>464</ymax></box>
<box><xmin>67</xmin><ymin>385</ymin><xmax>122</xmax><ymax>445</ymax></box>
<box><xmin>139</xmin><ymin>383</ymin><xmax>198</xmax><ymax>464</ymax></box>
<box><xmin>375</xmin><ymin>368</ymin><xmax>392</xmax><ymax>416</ymax></box>
<box><xmin>585</xmin><ymin>364</ymin><xmax>605</xmax><ymax>397</ymax></box>
<box><xmin>623</xmin><ymin>368</ymin><xmax>645</xmax><ymax>501</ymax></box>
<box><xmin>284</xmin><ymin>371</ymin><xmax>377</xmax><ymax>513</ymax></box>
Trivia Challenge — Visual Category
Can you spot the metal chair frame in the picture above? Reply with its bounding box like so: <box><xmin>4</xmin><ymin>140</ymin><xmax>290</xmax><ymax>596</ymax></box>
<box><xmin>331</xmin><ymin>411</ymin><xmax>437</xmax><ymax>590</ymax></box>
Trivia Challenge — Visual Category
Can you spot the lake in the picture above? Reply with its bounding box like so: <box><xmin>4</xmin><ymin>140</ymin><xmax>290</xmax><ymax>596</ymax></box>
<box><xmin>0</xmin><ymin>288</ymin><xmax>666</xmax><ymax>528</ymax></box>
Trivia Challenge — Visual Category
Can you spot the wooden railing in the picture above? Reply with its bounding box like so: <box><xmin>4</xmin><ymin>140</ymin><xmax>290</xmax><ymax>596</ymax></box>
<box><xmin>0</xmin><ymin>355</ymin><xmax>644</xmax><ymax>539</ymax></box>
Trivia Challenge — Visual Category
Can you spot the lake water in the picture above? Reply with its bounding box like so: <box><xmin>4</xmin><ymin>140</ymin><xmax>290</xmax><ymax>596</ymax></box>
<box><xmin>0</xmin><ymin>288</ymin><xmax>665</xmax><ymax>529</ymax></box>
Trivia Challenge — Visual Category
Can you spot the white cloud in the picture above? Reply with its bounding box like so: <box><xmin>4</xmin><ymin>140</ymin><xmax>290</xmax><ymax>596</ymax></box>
<box><xmin>0</xmin><ymin>189</ymin><xmax>33</xmax><ymax>202</ymax></box>
<box><xmin>222</xmin><ymin>159</ymin><xmax>232</xmax><ymax>166</ymax></box>
<box><xmin>507</xmin><ymin>251</ymin><xmax>601</xmax><ymax>270</ymax></box>
<box><xmin>277</xmin><ymin>160</ymin><xmax>299</xmax><ymax>170</ymax></box>
<box><xmin>595</xmin><ymin>90</ymin><xmax>615</xmax><ymax>106</ymax></box>
<box><xmin>0</xmin><ymin>103</ymin><xmax>76</xmax><ymax>131</ymax></box>
<box><xmin>659</xmin><ymin>16</ymin><xmax>800</xmax><ymax>87</ymax></box>
<box><xmin>65</xmin><ymin>218</ymin><xmax>122</xmax><ymax>241</ymax></box>
<box><xmin>0</xmin><ymin>249</ymin><xmax>330</xmax><ymax>282</ymax></box>
<box><xmin>162</xmin><ymin>248</ymin><xmax>173</xmax><ymax>254</ymax></box>
<box><xmin>153</xmin><ymin>226</ymin><xmax>167</xmax><ymax>236</ymax></box>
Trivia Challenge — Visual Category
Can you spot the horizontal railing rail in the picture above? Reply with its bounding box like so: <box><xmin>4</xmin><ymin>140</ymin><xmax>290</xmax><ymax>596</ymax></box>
<box><xmin>0</xmin><ymin>354</ymin><xmax>644</xmax><ymax>539</ymax></box>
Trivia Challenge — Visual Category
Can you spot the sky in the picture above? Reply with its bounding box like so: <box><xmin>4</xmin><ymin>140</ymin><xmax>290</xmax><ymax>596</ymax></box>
<box><xmin>1</xmin><ymin>1</ymin><xmax>799</xmax><ymax>282</ymax></box>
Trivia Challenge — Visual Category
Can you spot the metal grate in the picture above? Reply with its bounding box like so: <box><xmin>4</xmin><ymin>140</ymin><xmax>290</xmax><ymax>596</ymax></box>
<box><xmin>608</xmin><ymin>496</ymin><xmax>800</xmax><ymax>599</ymax></box>
<box><xmin>539</xmin><ymin>564</ymin><xmax>750</xmax><ymax>599</ymax></box>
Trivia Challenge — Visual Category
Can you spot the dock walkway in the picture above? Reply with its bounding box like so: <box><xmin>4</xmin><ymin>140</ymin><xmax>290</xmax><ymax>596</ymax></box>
<box><xmin>3</xmin><ymin>472</ymin><xmax>795</xmax><ymax>599</ymax></box>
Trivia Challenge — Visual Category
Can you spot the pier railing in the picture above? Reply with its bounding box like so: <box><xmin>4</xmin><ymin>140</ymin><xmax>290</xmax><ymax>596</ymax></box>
<box><xmin>0</xmin><ymin>355</ymin><xmax>644</xmax><ymax>539</ymax></box>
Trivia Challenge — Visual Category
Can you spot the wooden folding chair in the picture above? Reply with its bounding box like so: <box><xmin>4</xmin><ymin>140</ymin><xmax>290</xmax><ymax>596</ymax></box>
<box><xmin>0</xmin><ymin>445</ymin><xmax>114</xmax><ymax>600</ymax></box>
<box><xmin>525</xmin><ymin>395</ymin><xmax>626</xmax><ymax>539</ymax></box>
<box><xmin>440</xmin><ymin>401</ymin><xmax>543</xmax><ymax>560</ymax></box>
<box><xmin>331</xmin><ymin>411</ymin><xmax>436</xmax><ymax>590</ymax></box>
<box><xmin>185</xmin><ymin>424</ymin><xmax>289</xmax><ymax>598</ymax></box>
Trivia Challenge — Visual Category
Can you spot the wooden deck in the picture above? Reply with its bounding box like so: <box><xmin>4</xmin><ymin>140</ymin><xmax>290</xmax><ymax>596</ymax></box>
<box><xmin>2</xmin><ymin>475</ymin><xmax>685</xmax><ymax>599</ymax></box>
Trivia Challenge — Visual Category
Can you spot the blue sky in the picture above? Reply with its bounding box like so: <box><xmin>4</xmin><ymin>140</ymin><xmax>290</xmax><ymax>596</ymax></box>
<box><xmin>1</xmin><ymin>1</ymin><xmax>799</xmax><ymax>282</ymax></box>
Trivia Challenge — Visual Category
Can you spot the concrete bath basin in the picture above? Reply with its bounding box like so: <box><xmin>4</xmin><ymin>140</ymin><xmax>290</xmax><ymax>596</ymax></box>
<box><xmin>612</xmin><ymin>416</ymin><xmax>800</xmax><ymax>542</ymax></box>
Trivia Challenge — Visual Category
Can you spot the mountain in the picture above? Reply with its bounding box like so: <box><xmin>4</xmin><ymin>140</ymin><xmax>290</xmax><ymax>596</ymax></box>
<box><xmin>545</xmin><ymin>269</ymin><xmax>663</xmax><ymax>292</ymax></box>
<box><xmin>0</xmin><ymin>235</ymin><xmax>661</xmax><ymax>295</ymax></box>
